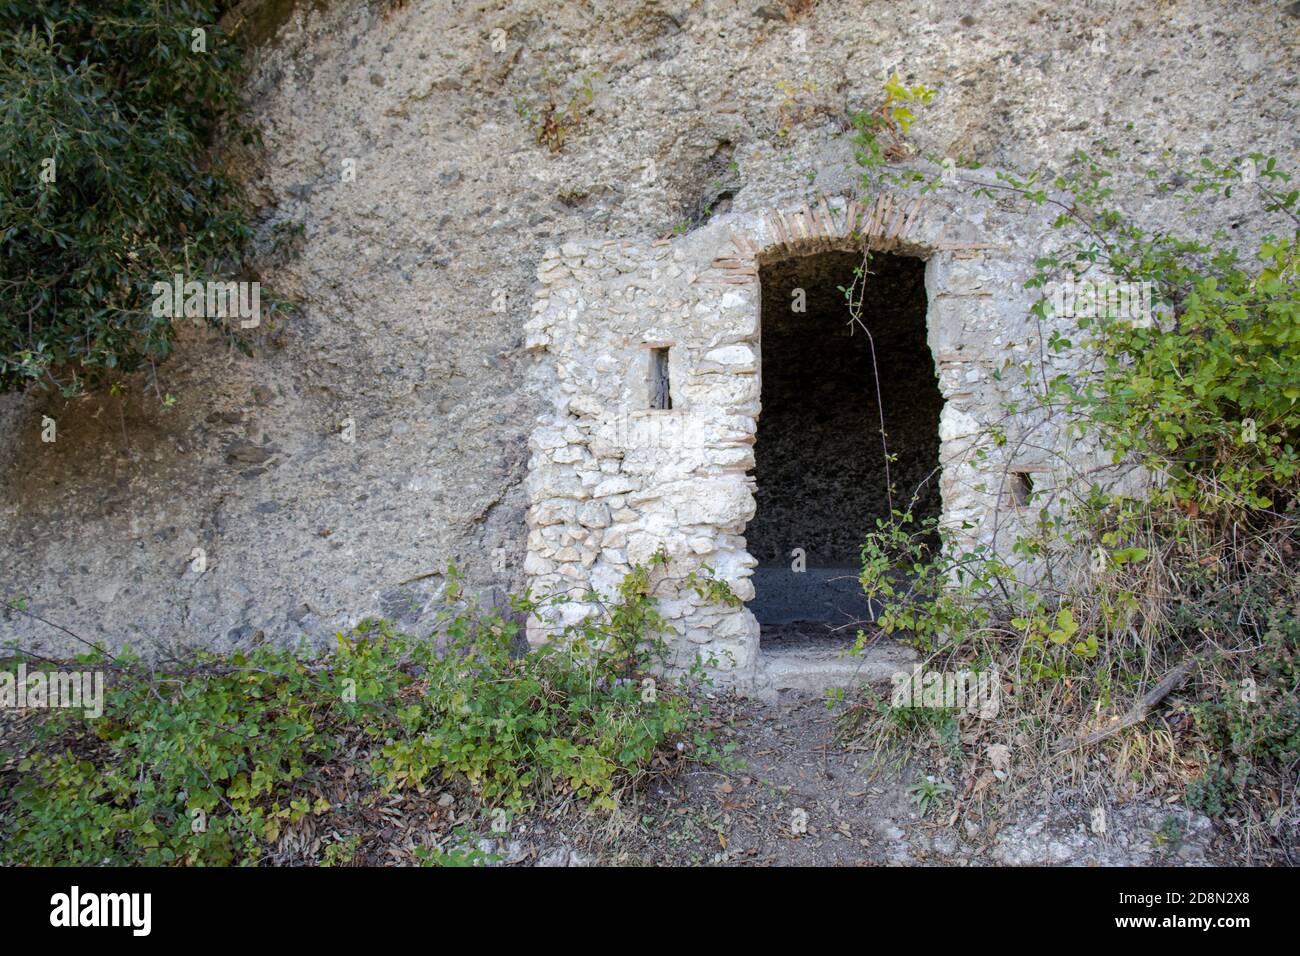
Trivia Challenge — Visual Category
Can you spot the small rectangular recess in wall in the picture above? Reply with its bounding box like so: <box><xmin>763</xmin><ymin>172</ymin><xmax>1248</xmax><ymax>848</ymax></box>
<box><xmin>1008</xmin><ymin>471</ymin><xmax>1035</xmax><ymax>508</ymax></box>
<box><xmin>649</xmin><ymin>347</ymin><xmax>672</xmax><ymax>410</ymax></box>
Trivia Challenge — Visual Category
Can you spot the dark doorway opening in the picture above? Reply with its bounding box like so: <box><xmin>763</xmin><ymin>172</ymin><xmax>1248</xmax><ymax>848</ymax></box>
<box><xmin>746</xmin><ymin>250</ymin><xmax>942</xmax><ymax>646</ymax></box>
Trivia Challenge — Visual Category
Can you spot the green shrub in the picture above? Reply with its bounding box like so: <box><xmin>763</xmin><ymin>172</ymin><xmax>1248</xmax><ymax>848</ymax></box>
<box><xmin>843</xmin><ymin>92</ymin><xmax>1298</xmax><ymax>854</ymax></box>
<box><xmin>1061</xmin><ymin>235</ymin><xmax>1300</xmax><ymax>513</ymax></box>
<box><xmin>0</xmin><ymin>0</ymin><xmax>255</xmax><ymax>396</ymax></box>
<box><xmin>1184</xmin><ymin>759</ymin><xmax>1246</xmax><ymax>819</ymax></box>
<box><xmin>0</xmin><ymin>563</ymin><xmax>722</xmax><ymax>865</ymax></box>
<box><xmin>3</xmin><ymin>633</ymin><xmax>395</xmax><ymax>865</ymax></box>
<box><xmin>857</xmin><ymin>509</ymin><xmax>999</xmax><ymax>653</ymax></box>
<box><xmin>1191</xmin><ymin>608</ymin><xmax>1300</xmax><ymax>771</ymax></box>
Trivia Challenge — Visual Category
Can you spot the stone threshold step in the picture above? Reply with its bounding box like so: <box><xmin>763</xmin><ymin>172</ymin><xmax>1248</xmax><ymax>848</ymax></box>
<box><xmin>753</xmin><ymin>641</ymin><xmax>918</xmax><ymax>696</ymax></box>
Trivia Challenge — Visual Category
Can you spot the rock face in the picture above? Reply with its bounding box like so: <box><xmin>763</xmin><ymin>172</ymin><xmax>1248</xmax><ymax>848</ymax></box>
<box><xmin>0</xmin><ymin>0</ymin><xmax>1295</xmax><ymax>663</ymax></box>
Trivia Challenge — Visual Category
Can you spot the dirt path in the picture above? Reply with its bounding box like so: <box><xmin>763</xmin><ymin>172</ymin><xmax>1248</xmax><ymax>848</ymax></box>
<box><xmin>511</xmin><ymin>690</ymin><xmax>1234</xmax><ymax>867</ymax></box>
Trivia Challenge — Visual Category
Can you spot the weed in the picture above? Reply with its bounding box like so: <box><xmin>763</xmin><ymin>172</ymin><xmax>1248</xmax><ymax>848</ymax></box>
<box><xmin>907</xmin><ymin>776</ymin><xmax>954</xmax><ymax>817</ymax></box>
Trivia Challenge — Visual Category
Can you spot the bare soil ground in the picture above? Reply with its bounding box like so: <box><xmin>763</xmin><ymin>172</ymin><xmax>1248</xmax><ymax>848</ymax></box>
<box><xmin>480</xmin><ymin>690</ymin><xmax>1237</xmax><ymax>868</ymax></box>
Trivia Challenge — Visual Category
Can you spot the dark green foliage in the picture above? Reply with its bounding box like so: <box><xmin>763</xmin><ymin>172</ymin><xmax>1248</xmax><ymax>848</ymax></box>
<box><xmin>1192</xmin><ymin>609</ymin><xmax>1299</xmax><ymax>774</ymax></box>
<box><xmin>0</xmin><ymin>0</ymin><xmax>252</xmax><ymax>395</ymax></box>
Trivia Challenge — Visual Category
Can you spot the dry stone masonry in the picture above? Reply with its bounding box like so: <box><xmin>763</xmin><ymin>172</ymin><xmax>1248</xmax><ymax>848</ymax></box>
<box><xmin>524</xmin><ymin>188</ymin><xmax>1087</xmax><ymax>688</ymax></box>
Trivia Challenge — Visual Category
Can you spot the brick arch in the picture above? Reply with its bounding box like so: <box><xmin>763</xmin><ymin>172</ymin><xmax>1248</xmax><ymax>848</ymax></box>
<box><xmin>701</xmin><ymin>195</ymin><xmax>937</xmax><ymax>287</ymax></box>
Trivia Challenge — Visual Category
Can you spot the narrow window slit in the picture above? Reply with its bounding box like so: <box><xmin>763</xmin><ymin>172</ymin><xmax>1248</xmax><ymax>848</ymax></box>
<box><xmin>1009</xmin><ymin>471</ymin><xmax>1035</xmax><ymax>508</ymax></box>
<box><xmin>649</xmin><ymin>346</ymin><xmax>672</xmax><ymax>410</ymax></box>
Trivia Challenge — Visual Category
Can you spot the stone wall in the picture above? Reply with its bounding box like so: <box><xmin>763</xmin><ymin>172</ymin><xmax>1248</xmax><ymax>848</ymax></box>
<box><xmin>522</xmin><ymin>189</ymin><xmax>1088</xmax><ymax>686</ymax></box>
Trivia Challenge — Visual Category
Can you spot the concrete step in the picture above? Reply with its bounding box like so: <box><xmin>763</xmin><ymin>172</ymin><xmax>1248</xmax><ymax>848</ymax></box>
<box><xmin>756</xmin><ymin>639</ymin><xmax>918</xmax><ymax>695</ymax></box>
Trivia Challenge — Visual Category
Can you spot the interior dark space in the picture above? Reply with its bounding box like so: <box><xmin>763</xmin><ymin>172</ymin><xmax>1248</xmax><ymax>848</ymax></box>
<box><xmin>746</xmin><ymin>250</ymin><xmax>943</xmax><ymax>641</ymax></box>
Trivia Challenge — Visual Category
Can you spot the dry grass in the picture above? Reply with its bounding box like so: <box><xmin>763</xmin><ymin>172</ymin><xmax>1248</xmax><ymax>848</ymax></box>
<box><xmin>844</xmin><ymin>500</ymin><xmax>1299</xmax><ymax>864</ymax></box>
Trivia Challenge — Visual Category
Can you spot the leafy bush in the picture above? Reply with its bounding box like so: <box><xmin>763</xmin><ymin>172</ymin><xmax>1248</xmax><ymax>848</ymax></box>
<box><xmin>0</xmin><ymin>563</ymin><xmax>722</xmax><ymax>865</ymax></box>
<box><xmin>1191</xmin><ymin>608</ymin><xmax>1300</xmax><ymax>772</ymax></box>
<box><xmin>4</xmin><ymin>642</ymin><xmax>361</xmax><ymax>866</ymax></box>
<box><xmin>842</xmin><ymin>90</ymin><xmax>1299</xmax><ymax>856</ymax></box>
<box><xmin>373</xmin><ymin>566</ymin><xmax>709</xmax><ymax>813</ymax></box>
<box><xmin>0</xmin><ymin>0</ymin><xmax>254</xmax><ymax>396</ymax></box>
<box><xmin>1046</xmin><ymin>223</ymin><xmax>1300</xmax><ymax>513</ymax></box>
<box><xmin>857</xmin><ymin>510</ymin><xmax>997</xmax><ymax>653</ymax></box>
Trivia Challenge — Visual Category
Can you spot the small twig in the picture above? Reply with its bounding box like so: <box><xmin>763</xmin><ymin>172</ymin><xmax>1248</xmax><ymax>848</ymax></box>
<box><xmin>3</xmin><ymin>602</ymin><xmax>127</xmax><ymax>668</ymax></box>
